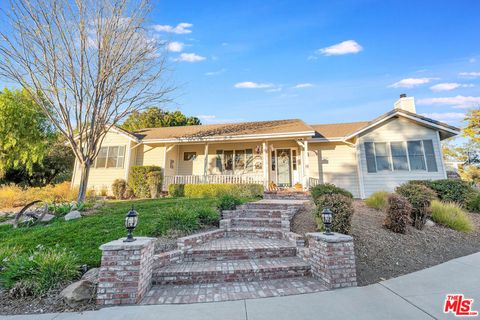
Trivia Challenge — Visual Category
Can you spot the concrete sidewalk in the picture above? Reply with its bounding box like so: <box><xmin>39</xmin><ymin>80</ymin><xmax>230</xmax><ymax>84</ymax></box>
<box><xmin>2</xmin><ymin>253</ymin><xmax>479</xmax><ymax>320</ymax></box>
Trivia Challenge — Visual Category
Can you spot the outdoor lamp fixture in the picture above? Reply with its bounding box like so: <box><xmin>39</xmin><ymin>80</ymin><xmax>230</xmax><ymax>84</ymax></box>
<box><xmin>124</xmin><ymin>206</ymin><xmax>138</xmax><ymax>242</ymax></box>
<box><xmin>321</xmin><ymin>208</ymin><xmax>333</xmax><ymax>235</ymax></box>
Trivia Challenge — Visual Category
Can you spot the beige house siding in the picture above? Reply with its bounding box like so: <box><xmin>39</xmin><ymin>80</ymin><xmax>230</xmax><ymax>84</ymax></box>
<box><xmin>71</xmin><ymin>131</ymin><xmax>133</xmax><ymax>194</ymax></box>
<box><xmin>358</xmin><ymin>117</ymin><xmax>446</xmax><ymax>197</ymax></box>
<box><xmin>308</xmin><ymin>142</ymin><xmax>360</xmax><ymax>198</ymax></box>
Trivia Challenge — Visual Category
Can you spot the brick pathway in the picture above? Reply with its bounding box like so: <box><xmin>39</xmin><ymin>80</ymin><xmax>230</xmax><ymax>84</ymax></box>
<box><xmin>142</xmin><ymin>198</ymin><xmax>328</xmax><ymax>304</ymax></box>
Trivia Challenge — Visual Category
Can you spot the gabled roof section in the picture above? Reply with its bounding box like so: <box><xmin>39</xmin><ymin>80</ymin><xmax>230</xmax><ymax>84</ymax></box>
<box><xmin>343</xmin><ymin>109</ymin><xmax>460</xmax><ymax>140</ymax></box>
<box><xmin>310</xmin><ymin>121</ymin><xmax>370</xmax><ymax>140</ymax></box>
<box><xmin>134</xmin><ymin>119</ymin><xmax>315</xmax><ymax>142</ymax></box>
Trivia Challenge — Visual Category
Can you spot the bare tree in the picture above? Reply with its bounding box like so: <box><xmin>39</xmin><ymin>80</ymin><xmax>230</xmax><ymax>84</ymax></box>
<box><xmin>0</xmin><ymin>0</ymin><xmax>173</xmax><ymax>202</ymax></box>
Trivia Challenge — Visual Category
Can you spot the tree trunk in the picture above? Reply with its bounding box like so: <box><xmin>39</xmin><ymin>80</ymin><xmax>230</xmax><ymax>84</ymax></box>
<box><xmin>77</xmin><ymin>162</ymin><xmax>91</xmax><ymax>203</ymax></box>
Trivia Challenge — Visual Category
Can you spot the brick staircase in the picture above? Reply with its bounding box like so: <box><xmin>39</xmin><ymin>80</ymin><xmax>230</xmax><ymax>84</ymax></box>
<box><xmin>142</xmin><ymin>198</ymin><xmax>328</xmax><ymax>304</ymax></box>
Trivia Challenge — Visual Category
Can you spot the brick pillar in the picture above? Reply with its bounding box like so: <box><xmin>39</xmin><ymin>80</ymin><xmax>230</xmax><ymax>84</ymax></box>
<box><xmin>97</xmin><ymin>237</ymin><xmax>155</xmax><ymax>305</ymax></box>
<box><xmin>306</xmin><ymin>232</ymin><xmax>357</xmax><ymax>289</ymax></box>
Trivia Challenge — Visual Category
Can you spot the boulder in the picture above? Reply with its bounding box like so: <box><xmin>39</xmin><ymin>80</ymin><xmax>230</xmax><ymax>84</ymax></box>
<box><xmin>65</xmin><ymin>210</ymin><xmax>82</xmax><ymax>221</ymax></box>
<box><xmin>41</xmin><ymin>213</ymin><xmax>55</xmax><ymax>222</ymax></box>
<box><xmin>81</xmin><ymin>268</ymin><xmax>99</xmax><ymax>284</ymax></box>
<box><xmin>60</xmin><ymin>280</ymin><xmax>95</xmax><ymax>307</ymax></box>
<box><xmin>425</xmin><ymin>219</ymin><xmax>435</xmax><ymax>227</ymax></box>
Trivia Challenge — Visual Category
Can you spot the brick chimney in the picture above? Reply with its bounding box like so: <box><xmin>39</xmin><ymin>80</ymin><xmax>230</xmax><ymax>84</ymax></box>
<box><xmin>394</xmin><ymin>93</ymin><xmax>416</xmax><ymax>113</ymax></box>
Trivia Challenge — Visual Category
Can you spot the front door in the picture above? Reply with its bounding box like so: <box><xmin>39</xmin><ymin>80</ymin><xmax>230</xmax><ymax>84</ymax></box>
<box><xmin>276</xmin><ymin>149</ymin><xmax>292</xmax><ymax>187</ymax></box>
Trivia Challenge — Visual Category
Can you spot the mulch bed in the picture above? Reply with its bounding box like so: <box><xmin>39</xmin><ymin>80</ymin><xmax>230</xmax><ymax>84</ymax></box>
<box><xmin>292</xmin><ymin>200</ymin><xmax>480</xmax><ymax>286</ymax></box>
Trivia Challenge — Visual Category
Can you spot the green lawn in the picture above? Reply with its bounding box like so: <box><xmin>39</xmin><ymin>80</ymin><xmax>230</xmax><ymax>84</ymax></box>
<box><xmin>0</xmin><ymin>198</ymin><xmax>215</xmax><ymax>267</ymax></box>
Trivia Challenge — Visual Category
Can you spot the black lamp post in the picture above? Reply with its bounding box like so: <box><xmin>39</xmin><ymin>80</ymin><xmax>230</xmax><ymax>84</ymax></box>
<box><xmin>124</xmin><ymin>206</ymin><xmax>138</xmax><ymax>242</ymax></box>
<box><xmin>321</xmin><ymin>208</ymin><xmax>333</xmax><ymax>235</ymax></box>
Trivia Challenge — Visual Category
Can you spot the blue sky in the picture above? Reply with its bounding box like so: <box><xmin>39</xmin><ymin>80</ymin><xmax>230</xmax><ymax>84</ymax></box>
<box><xmin>148</xmin><ymin>0</ymin><xmax>480</xmax><ymax>127</ymax></box>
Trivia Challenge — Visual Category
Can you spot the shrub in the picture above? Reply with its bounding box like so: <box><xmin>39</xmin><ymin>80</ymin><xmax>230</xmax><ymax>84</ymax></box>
<box><xmin>216</xmin><ymin>193</ymin><xmax>242</xmax><ymax>211</ymax></box>
<box><xmin>395</xmin><ymin>183</ymin><xmax>436</xmax><ymax>230</ymax></box>
<box><xmin>196</xmin><ymin>205</ymin><xmax>220</xmax><ymax>226</ymax></box>
<box><xmin>183</xmin><ymin>184</ymin><xmax>263</xmax><ymax>198</ymax></box>
<box><xmin>128</xmin><ymin>166</ymin><xmax>162</xmax><ymax>198</ymax></box>
<box><xmin>315</xmin><ymin>194</ymin><xmax>354</xmax><ymax>234</ymax></box>
<box><xmin>431</xmin><ymin>200</ymin><xmax>474</xmax><ymax>233</ymax></box>
<box><xmin>99</xmin><ymin>186</ymin><xmax>108</xmax><ymax>197</ymax></box>
<box><xmin>311</xmin><ymin>183</ymin><xmax>353</xmax><ymax>205</ymax></box>
<box><xmin>124</xmin><ymin>186</ymin><xmax>134</xmax><ymax>199</ymax></box>
<box><xmin>0</xmin><ymin>246</ymin><xmax>79</xmax><ymax>297</ymax></box>
<box><xmin>111</xmin><ymin>179</ymin><xmax>127</xmax><ymax>200</ymax></box>
<box><xmin>147</xmin><ymin>171</ymin><xmax>162</xmax><ymax>198</ymax></box>
<box><xmin>0</xmin><ymin>182</ymin><xmax>78</xmax><ymax>209</ymax></box>
<box><xmin>154</xmin><ymin>205</ymin><xmax>200</xmax><ymax>236</ymax></box>
<box><xmin>365</xmin><ymin>191</ymin><xmax>389</xmax><ymax>210</ymax></box>
<box><xmin>427</xmin><ymin>179</ymin><xmax>474</xmax><ymax>206</ymax></box>
<box><xmin>467</xmin><ymin>191</ymin><xmax>480</xmax><ymax>213</ymax></box>
<box><xmin>168</xmin><ymin>184</ymin><xmax>185</xmax><ymax>197</ymax></box>
<box><xmin>384</xmin><ymin>194</ymin><xmax>412</xmax><ymax>234</ymax></box>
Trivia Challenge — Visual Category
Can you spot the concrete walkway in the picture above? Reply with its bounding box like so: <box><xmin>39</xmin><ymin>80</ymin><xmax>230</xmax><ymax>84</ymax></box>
<box><xmin>2</xmin><ymin>252</ymin><xmax>479</xmax><ymax>320</ymax></box>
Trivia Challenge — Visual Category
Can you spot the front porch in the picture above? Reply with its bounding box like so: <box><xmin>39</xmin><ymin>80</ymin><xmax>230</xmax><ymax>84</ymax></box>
<box><xmin>159</xmin><ymin>139</ymin><xmax>313</xmax><ymax>191</ymax></box>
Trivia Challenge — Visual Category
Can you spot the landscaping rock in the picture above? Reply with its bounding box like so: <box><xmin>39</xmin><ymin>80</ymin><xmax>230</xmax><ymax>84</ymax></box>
<box><xmin>64</xmin><ymin>210</ymin><xmax>82</xmax><ymax>221</ymax></box>
<box><xmin>59</xmin><ymin>280</ymin><xmax>95</xmax><ymax>307</ymax></box>
<box><xmin>425</xmin><ymin>219</ymin><xmax>435</xmax><ymax>227</ymax></box>
<box><xmin>41</xmin><ymin>213</ymin><xmax>55</xmax><ymax>222</ymax></box>
<box><xmin>81</xmin><ymin>268</ymin><xmax>99</xmax><ymax>284</ymax></box>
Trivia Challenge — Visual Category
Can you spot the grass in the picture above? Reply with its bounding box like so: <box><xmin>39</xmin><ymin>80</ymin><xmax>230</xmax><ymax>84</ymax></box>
<box><xmin>431</xmin><ymin>200</ymin><xmax>475</xmax><ymax>233</ymax></box>
<box><xmin>0</xmin><ymin>197</ymin><xmax>216</xmax><ymax>268</ymax></box>
<box><xmin>365</xmin><ymin>191</ymin><xmax>389</xmax><ymax>210</ymax></box>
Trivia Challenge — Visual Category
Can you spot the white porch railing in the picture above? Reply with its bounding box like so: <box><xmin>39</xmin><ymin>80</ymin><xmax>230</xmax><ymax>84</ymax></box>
<box><xmin>308</xmin><ymin>177</ymin><xmax>321</xmax><ymax>188</ymax></box>
<box><xmin>163</xmin><ymin>174</ymin><xmax>264</xmax><ymax>190</ymax></box>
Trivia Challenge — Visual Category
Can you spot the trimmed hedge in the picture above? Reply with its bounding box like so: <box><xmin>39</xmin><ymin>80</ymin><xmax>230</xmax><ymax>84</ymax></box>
<box><xmin>384</xmin><ymin>193</ymin><xmax>412</xmax><ymax>234</ymax></box>
<box><xmin>112</xmin><ymin>179</ymin><xmax>127</xmax><ymax>199</ymax></box>
<box><xmin>147</xmin><ymin>171</ymin><xmax>162</xmax><ymax>198</ymax></box>
<box><xmin>128</xmin><ymin>166</ymin><xmax>162</xmax><ymax>198</ymax></box>
<box><xmin>311</xmin><ymin>183</ymin><xmax>353</xmax><ymax>205</ymax></box>
<box><xmin>395</xmin><ymin>183</ymin><xmax>436</xmax><ymax>230</ymax></box>
<box><xmin>168</xmin><ymin>184</ymin><xmax>185</xmax><ymax>197</ymax></box>
<box><xmin>315</xmin><ymin>193</ymin><xmax>354</xmax><ymax>235</ymax></box>
<box><xmin>410</xmin><ymin>179</ymin><xmax>475</xmax><ymax>208</ymax></box>
<box><xmin>168</xmin><ymin>184</ymin><xmax>263</xmax><ymax>199</ymax></box>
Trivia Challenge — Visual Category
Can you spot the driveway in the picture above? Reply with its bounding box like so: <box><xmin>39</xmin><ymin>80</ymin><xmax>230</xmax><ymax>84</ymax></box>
<box><xmin>2</xmin><ymin>252</ymin><xmax>479</xmax><ymax>320</ymax></box>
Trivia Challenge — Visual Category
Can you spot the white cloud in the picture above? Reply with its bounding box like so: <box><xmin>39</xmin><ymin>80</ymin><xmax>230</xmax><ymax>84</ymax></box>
<box><xmin>153</xmin><ymin>22</ymin><xmax>193</xmax><ymax>34</ymax></box>
<box><xmin>317</xmin><ymin>40</ymin><xmax>363</xmax><ymax>56</ymax></box>
<box><xmin>205</xmin><ymin>68</ymin><xmax>226</xmax><ymax>76</ymax></box>
<box><xmin>294</xmin><ymin>83</ymin><xmax>314</xmax><ymax>89</ymax></box>
<box><xmin>421</xmin><ymin>112</ymin><xmax>465</xmax><ymax>121</ymax></box>
<box><xmin>266</xmin><ymin>87</ymin><xmax>282</xmax><ymax>93</ymax></box>
<box><xmin>389</xmin><ymin>77</ymin><xmax>433</xmax><ymax>88</ymax></box>
<box><xmin>197</xmin><ymin>115</ymin><xmax>243</xmax><ymax>124</ymax></box>
<box><xmin>234</xmin><ymin>81</ymin><xmax>274</xmax><ymax>89</ymax></box>
<box><xmin>459</xmin><ymin>72</ymin><xmax>480</xmax><ymax>77</ymax></box>
<box><xmin>417</xmin><ymin>95</ymin><xmax>480</xmax><ymax>109</ymax></box>
<box><xmin>167</xmin><ymin>41</ymin><xmax>184</xmax><ymax>52</ymax></box>
<box><xmin>430</xmin><ymin>83</ymin><xmax>474</xmax><ymax>92</ymax></box>
<box><xmin>175</xmin><ymin>53</ymin><xmax>206</xmax><ymax>62</ymax></box>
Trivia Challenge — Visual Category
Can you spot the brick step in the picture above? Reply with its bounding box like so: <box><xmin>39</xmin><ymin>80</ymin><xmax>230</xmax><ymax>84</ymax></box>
<box><xmin>263</xmin><ymin>192</ymin><xmax>311</xmax><ymax>201</ymax></box>
<box><xmin>230</xmin><ymin>217</ymin><xmax>282</xmax><ymax>228</ymax></box>
<box><xmin>183</xmin><ymin>237</ymin><xmax>296</xmax><ymax>261</ymax></box>
<box><xmin>226</xmin><ymin>227</ymin><xmax>285</xmax><ymax>239</ymax></box>
<box><xmin>222</xmin><ymin>209</ymin><xmax>288</xmax><ymax>219</ymax></box>
<box><xmin>142</xmin><ymin>277</ymin><xmax>327</xmax><ymax>304</ymax></box>
<box><xmin>152</xmin><ymin>257</ymin><xmax>311</xmax><ymax>285</ymax></box>
<box><xmin>239</xmin><ymin>201</ymin><xmax>306</xmax><ymax>211</ymax></box>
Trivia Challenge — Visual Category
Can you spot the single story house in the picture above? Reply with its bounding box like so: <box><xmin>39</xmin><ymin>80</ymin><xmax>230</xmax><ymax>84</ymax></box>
<box><xmin>71</xmin><ymin>95</ymin><xmax>460</xmax><ymax>198</ymax></box>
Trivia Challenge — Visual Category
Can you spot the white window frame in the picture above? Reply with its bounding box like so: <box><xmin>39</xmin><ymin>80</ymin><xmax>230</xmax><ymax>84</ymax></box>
<box><xmin>95</xmin><ymin>145</ymin><xmax>126</xmax><ymax>169</ymax></box>
<box><xmin>364</xmin><ymin>139</ymin><xmax>436</xmax><ymax>173</ymax></box>
<box><xmin>215</xmin><ymin>149</ymin><xmax>254</xmax><ymax>174</ymax></box>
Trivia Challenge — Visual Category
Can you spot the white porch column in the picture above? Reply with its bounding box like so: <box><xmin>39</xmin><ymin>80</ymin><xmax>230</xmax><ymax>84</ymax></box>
<box><xmin>262</xmin><ymin>141</ymin><xmax>268</xmax><ymax>188</ymax></box>
<box><xmin>304</xmin><ymin>140</ymin><xmax>310</xmax><ymax>189</ymax></box>
<box><xmin>124</xmin><ymin>143</ymin><xmax>132</xmax><ymax>180</ymax></box>
<box><xmin>204</xmin><ymin>143</ymin><xmax>209</xmax><ymax>182</ymax></box>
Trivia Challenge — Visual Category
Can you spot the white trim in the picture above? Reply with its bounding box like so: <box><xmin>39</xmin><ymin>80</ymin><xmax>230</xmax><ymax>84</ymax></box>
<box><xmin>109</xmin><ymin>127</ymin><xmax>140</xmax><ymax>142</ymax></box>
<box><xmin>262</xmin><ymin>141</ymin><xmax>268</xmax><ymax>188</ymax></box>
<box><xmin>141</xmin><ymin>131</ymin><xmax>315</xmax><ymax>144</ymax></box>
<box><xmin>355</xmin><ymin>141</ymin><xmax>366</xmax><ymax>199</ymax></box>
<box><xmin>124</xmin><ymin>143</ymin><xmax>132</xmax><ymax>180</ymax></box>
<box><xmin>437</xmin><ymin>131</ymin><xmax>448</xmax><ymax>179</ymax></box>
<box><xmin>308</xmin><ymin>137</ymin><xmax>345</xmax><ymax>142</ymax></box>
<box><xmin>345</xmin><ymin>112</ymin><xmax>460</xmax><ymax>140</ymax></box>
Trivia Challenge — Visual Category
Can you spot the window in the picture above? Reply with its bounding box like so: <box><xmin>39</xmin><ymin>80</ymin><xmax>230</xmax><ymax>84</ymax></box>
<box><xmin>271</xmin><ymin>151</ymin><xmax>276</xmax><ymax>171</ymax></box>
<box><xmin>215</xmin><ymin>150</ymin><xmax>223</xmax><ymax>172</ymax></box>
<box><xmin>235</xmin><ymin>150</ymin><xmax>245</xmax><ymax>170</ymax></box>
<box><xmin>407</xmin><ymin>141</ymin><xmax>426</xmax><ymax>170</ymax></box>
<box><xmin>95</xmin><ymin>146</ymin><xmax>125</xmax><ymax>168</ymax></box>
<box><xmin>292</xmin><ymin>150</ymin><xmax>297</xmax><ymax>170</ymax></box>
<box><xmin>364</xmin><ymin>142</ymin><xmax>376</xmax><ymax>173</ymax></box>
<box><xmin>390</xmin><ymin>142</ymin><xmax>409</xmax><ymax>171</ymax></box>
<box><xmin>183</xmin><ymin>152</ymin><xmax>197</xmax><ymax>161</ymax></box>
<box><xmin>364</xmin><ymin>140</ymin><xmax>437</xmax><ymax>173</ymax></box>
<box><xmin>245</xmin><ymin>149</ymin><xmax>253</xmax><ymax>172</ymax></box>
<box><xmin>423</xmin><ymin>140</ymin><xmax>438</xmax><ymax>172</ymax></box>
<box><xmin>224</xmin><ymin>151</ymin><xmax>233</xmax><ymax>171</ymax></box>
<box><xmin>374</xmin><ymin>143</ymin><xmax>390</xmax><ymax>171</ymax></box>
